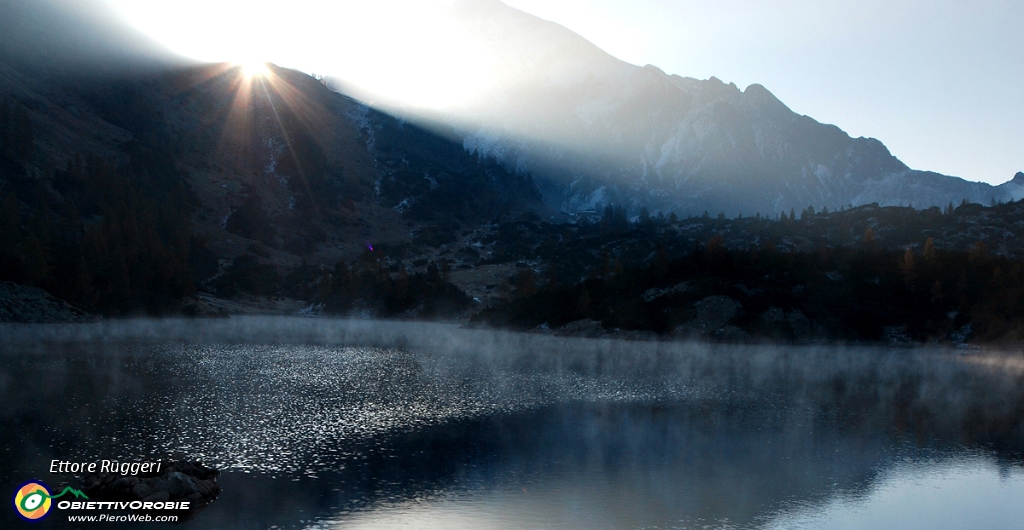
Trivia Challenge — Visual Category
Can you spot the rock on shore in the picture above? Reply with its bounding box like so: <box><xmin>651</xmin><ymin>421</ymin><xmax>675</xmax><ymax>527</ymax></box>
<box><xmin>82</xmin><ymin>460</ymin><xmax>221</xmax><ymax>518</ymax></box>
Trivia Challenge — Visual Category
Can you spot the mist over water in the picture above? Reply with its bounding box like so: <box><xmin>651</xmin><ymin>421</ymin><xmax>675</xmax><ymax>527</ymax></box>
<box><xmin>2</xmin><ymin>318</ymin><xmax>1023</xmax><ymax>528</ymax></box>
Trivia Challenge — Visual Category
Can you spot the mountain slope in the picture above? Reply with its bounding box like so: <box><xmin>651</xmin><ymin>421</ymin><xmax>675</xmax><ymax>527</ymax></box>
<box><xmin>0</xmin><ymin>54</ymin><xmax>543</xmax><ymax>314</ymax></box>
<box><xmin>445</xmin><ymin>0</ymin><xmax>1021</xmax><ymax>216</ymax></box>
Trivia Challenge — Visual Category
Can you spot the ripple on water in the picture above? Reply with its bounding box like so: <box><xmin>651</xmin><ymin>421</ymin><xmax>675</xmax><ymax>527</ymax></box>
<box><xmin>92</xmin><ymin>344</ymin><xmax>697</xmax><ymax>475</ymax></box>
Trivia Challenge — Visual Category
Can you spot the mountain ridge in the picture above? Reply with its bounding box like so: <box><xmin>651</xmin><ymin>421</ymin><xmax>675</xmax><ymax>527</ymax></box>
<box><xmin>440</xmin><ymin>0</ymin><xmax>1021</xmax><ymax>216</ymax></box>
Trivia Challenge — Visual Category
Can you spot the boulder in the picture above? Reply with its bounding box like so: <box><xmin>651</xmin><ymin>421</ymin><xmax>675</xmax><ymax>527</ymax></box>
<box><xmin>641</xmin><ymin>282</ymin><xmax>691</xmax><ymax>302</ymax></box>
<box><xmin>555</xmin><ymin>319</ymin><xmax>607</xmax><ymax>338</ymax></box>
<box><xmin>786</xmin><ymin>310</ymin><xmax>812</xmax><ymax>339</ymax></box>
<box><xmin>82</xmin><ymin>460</ymin><xmax>220</xmax><ymax>520</ymax></box>
<box><xmin>714</xmin><ymin>325</ymin><xmax>751</xmax><ymax>343</ymax></box>
<box><xmin>167</xmin><ymin>472</ymin><xmax>200</xmax><ymax>498</ymax></box>
<box><xmin>695</xmin><ymin>296</ymin><xmax>742</xmax><ymax>331</ymax></box>
<box><xmin>761</xmin><ymin>306</ymin><xmax>785</xmax><ymax>324</ymax></box>
<box><xmin>674</xmin><ymin>295</ymin><xmax>742</xmax><ymax>338</ymax></box>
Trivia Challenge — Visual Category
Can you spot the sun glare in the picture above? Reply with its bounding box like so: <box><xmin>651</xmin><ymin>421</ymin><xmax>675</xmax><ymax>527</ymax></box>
<box><xmin>103</xmin><ymin>0</ymin><xmax>494</xmax><ymax>110</ymax></box>
<box><xmin>240</xmin><ymin>61</ymin><xmax>270</xmax><ymax>79</ymax></box>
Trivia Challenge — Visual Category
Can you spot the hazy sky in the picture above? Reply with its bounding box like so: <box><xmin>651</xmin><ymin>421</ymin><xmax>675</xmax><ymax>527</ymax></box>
<box><xmin>100</xmin><ymin>0</ymin><xmax>1022</xmax><ymax>184</ymax></box>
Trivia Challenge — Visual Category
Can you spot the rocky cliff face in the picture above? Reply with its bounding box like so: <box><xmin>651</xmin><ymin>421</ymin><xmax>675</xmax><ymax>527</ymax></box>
<box><xmin>446</xmin><ymin>0</ymin><xmax>1021</xmax><ymax>216</ymax></box>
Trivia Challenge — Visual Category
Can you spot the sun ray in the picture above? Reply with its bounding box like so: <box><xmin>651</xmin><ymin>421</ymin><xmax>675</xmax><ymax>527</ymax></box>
<box><xmin>183</xmin><ymin>60</ymin><xmax>336</xmax><ymax>229</ymax></box>
<box><xmin>253</xmin><ymin>73</ymin><xmax>330</xmax><ymax>221</ymax></box>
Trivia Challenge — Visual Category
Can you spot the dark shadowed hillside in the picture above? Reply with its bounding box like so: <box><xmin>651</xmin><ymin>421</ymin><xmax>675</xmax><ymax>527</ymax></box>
<box><xmin>0</xmin><ymin>57</ymin><xmax>542</xmax><ymax>317</ymax></box>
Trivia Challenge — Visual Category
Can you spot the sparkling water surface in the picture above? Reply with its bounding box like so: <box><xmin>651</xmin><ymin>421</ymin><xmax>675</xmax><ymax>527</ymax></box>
<box><xmin>1</xmin><ymin>318</ymin><xmax>1023</xmax><ymax>529</ymax></box>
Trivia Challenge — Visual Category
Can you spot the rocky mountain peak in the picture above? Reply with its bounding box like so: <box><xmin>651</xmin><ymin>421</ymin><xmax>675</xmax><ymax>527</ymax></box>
<box><xmin>742</xmin><ymin>83</ymin><xmax>790</xmax><ymax>112</ymax></box>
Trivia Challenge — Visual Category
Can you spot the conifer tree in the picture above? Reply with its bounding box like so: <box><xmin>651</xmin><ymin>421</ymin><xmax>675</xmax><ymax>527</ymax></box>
<box><xmin>899</xmin><ymin>247</ymin><xmax>915</xmax><ymax>284</ymax></box>
<box><xmin>923</xmin><ymin>237</ymin><xmax>937</xmax><ymax>262</ymax></box>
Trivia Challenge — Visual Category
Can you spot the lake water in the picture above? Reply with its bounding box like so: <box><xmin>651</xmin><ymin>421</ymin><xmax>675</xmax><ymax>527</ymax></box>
<box><xmin>2</xmin><ymin>317</ymin><xmax>1023</xmax><ymax>529</ymax></box>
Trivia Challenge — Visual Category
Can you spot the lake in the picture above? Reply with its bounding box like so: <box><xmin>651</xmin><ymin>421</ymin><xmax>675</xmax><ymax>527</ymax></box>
<box><xmin>2</xmin><ymin>317</ymin><xmax>1023</xmax><ymax>529</ymax></box>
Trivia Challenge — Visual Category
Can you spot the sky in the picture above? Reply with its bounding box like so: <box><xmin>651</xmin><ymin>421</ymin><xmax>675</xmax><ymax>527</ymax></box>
<box><xmin>99</xmin><ymin>0</ymin><xmax>1023</xmax><ymax>184</ymax></box>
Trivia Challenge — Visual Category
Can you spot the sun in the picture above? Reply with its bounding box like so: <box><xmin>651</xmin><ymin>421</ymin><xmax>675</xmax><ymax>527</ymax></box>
<box><xmin>239</xmin><ymin>61</ymin><xmax>270</xmax><ymax>79</ymax></box>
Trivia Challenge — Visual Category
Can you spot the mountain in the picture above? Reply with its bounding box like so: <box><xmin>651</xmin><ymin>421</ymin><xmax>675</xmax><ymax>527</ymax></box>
<box><xmin>5</xmin><ymin>27</ymin><xmax>1024</xmax><ymax>344</ymax></box>
<box><xmin>4</xmin><ymin>0</ymin><xmax>1024</xmax><ymax>337</ymax></box>
<box><xmin>441</xmin><ymin>0</ymin><xmax>1022</xmax><ymax>216</ymax></box>
<box><xmin>0</xmin><ymin>47</ymin><xmax>540</xmax><ymax>315</ymax></box>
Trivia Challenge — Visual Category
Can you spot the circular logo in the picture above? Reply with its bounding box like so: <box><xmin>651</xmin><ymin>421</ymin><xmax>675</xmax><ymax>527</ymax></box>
<box><xmin>13</xmin><ymin>481</ymin><xmax>52</xmax><ymax>521</ymax></box>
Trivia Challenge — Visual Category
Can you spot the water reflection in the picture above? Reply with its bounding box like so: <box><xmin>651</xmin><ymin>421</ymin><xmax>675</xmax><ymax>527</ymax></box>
<box><xmin>1</xmin><ymin>318</ymin><xmax>1022</xmax><ymax>529</ymax></box>
<box><xmin>764</xmin><ymin>457</ymin><xmax>1024</xmax><ymax>530</ymax></box>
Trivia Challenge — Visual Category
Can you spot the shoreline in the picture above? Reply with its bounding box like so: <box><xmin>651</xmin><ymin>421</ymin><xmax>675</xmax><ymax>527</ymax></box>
<box><xmin>0</xmin><ymin>314</ymin><xmax>998</xmax><ymax>353</ymax></box>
